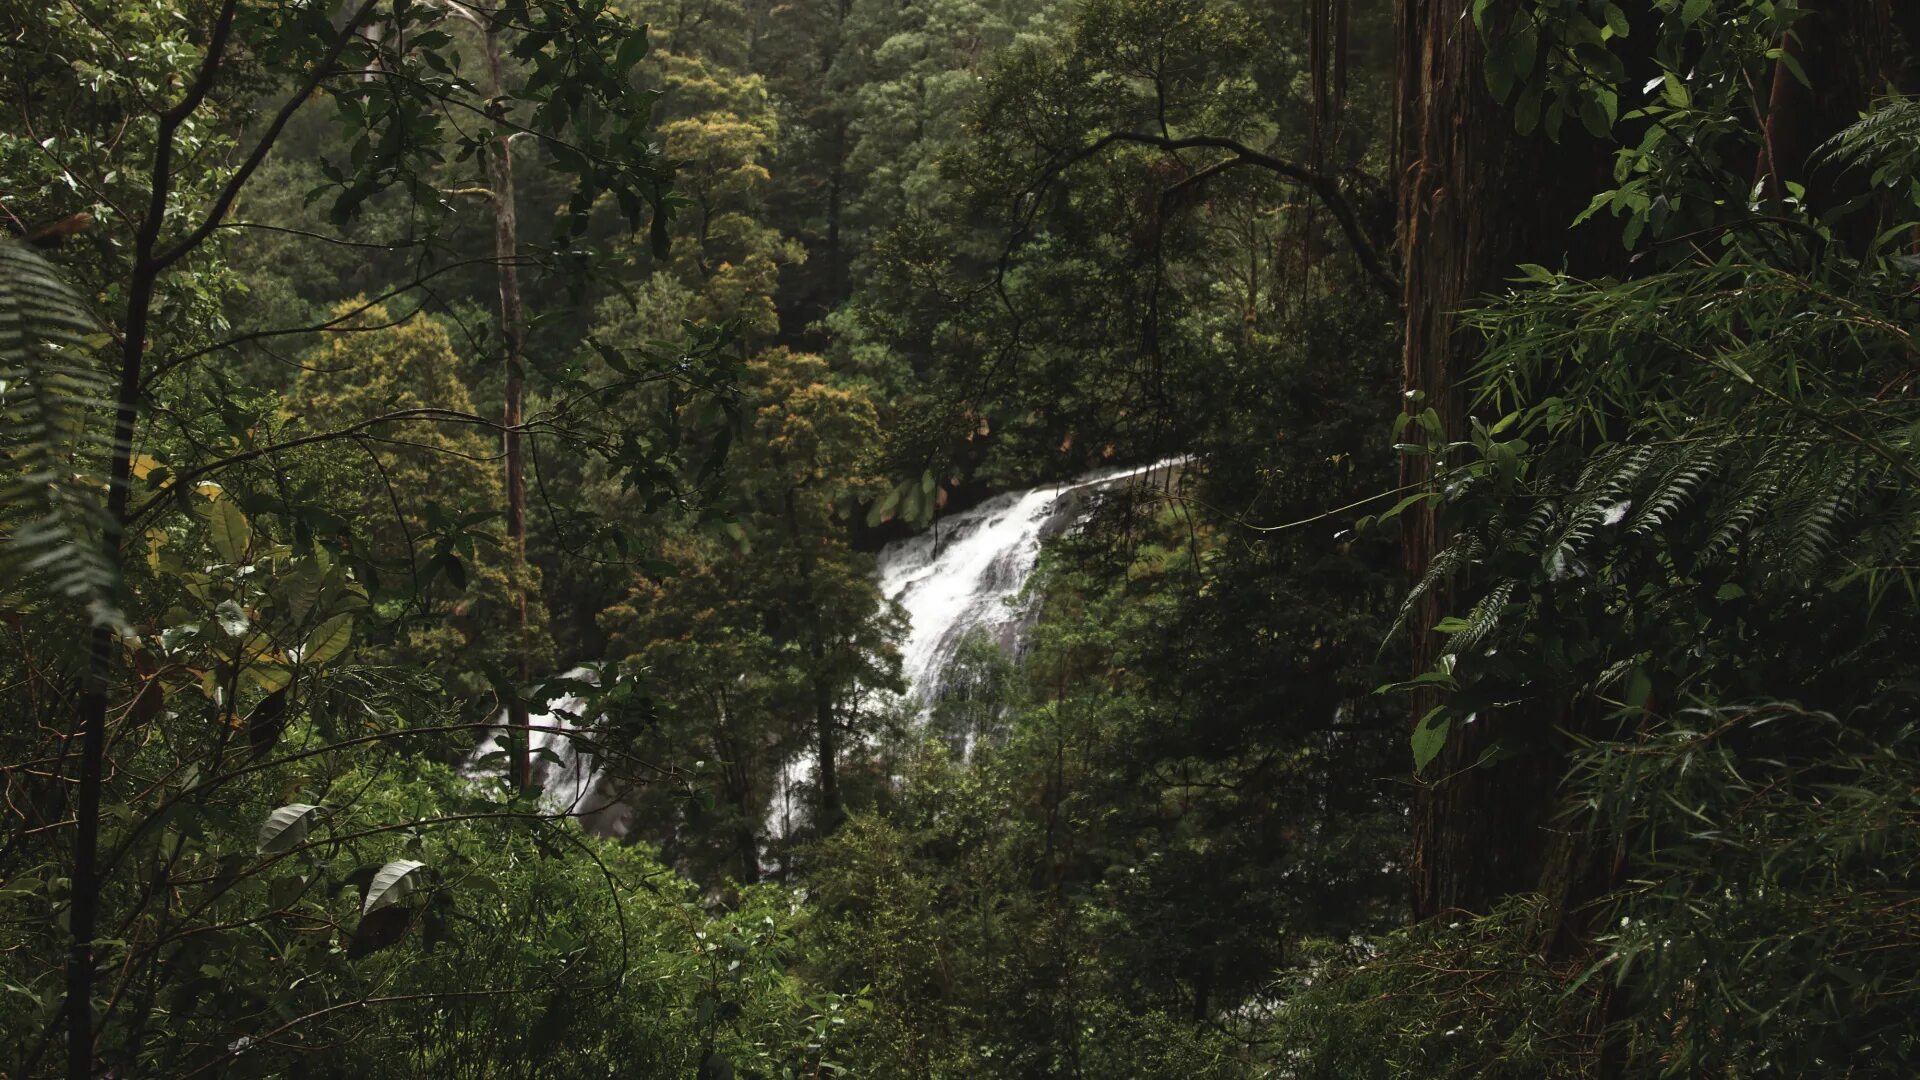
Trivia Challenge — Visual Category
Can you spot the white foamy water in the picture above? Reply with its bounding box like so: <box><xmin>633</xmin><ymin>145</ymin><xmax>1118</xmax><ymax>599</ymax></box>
<box><xmin>880</xmin><ymin>458</ymin><xmax>1179</xmax><ymax>702</ymax></box>
<box><xmin>475</xmin><ymin>460</ymin><xmax>1181</xmax><ymax>857</ymax></box>
<box><xmin>465</xmin><ymin>666</ymin><xmax>632</xmax><ymax>838</ymax></box>
<box><xmin>762</xmin><ymin>458</ymin><xmax>1181</xmax><ymax>846</ymax></box>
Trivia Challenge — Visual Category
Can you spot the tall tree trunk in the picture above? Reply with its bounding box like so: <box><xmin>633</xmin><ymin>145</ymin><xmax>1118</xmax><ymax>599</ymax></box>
<box><xmin>484</xmin><ymin>24</ymin><xmax>534</xmax><ymax>793</ymax></box>
<box><xmin>62</xmin><ymin>8</ymin><xmax>251</xmax><ymax>1071</ymax></box>
<box><xmin>1393</xmin><ymin>0</ymin><xmax>1617</xmax><ymax>921</ymax></box>
<box><xmin>1397</xmin><ymin>0</ymin><xmax>1902</xmax><ymax>924</ymax></box>
<box><xmin>812</xmin><ymin>662</ymin><xmax>841</xmax><ymax>830</ymax></box>
<box><xmin>1755</xmin><ymin>1</ymin><xmax>1896</xmax><ymax>256</ymax></box>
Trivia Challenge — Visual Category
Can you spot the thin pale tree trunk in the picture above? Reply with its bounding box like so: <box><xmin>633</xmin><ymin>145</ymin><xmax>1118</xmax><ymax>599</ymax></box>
<box><xmin>483</xmin><ymin>24</ymin><xmax>534</xmax><ymax>792</ymax></box>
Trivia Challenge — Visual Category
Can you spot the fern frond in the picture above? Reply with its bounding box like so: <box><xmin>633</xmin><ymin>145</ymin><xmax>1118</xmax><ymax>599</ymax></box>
<box><xmin>1626</xmin><ymin>443</ymin><xmax>1723</xmax><ymax>538</ymax></box>
<box><xmin>1769</xmin><ymin>453</ymin><xmax>1863</xmax><ymax>579</ymax></box>
<box><xmin>1699</xmin><ymin>443</ymin><xmax>1791</xmax><ymax>567</ymax></box>
<box><xmin>1543</xmin><ymin>444</ymin><xmax>1654</xmax><ymax>578</ymax></box>
<box><xmin>1818</xmin><ymin>97</ymin><xmax>1920</xmax><ymax>179</ymax></box>
<box><xmin>1447</xmin><ymin>578</ymin><xmax>1516</xmax><ymax>656</ymax></box>
<box><xmin>0</xmin><ymin>241</ymin><xmax>122</xmax><ymax>628</ymax></box>
<box><xmin>1516</xmin><ymin>497</ymin><xmax>1560</xmax><ymax>547</ymax></box>
<box><xmin>1390</xmin><ymin>532</ymin><xmax>1484</xmax><ymax>644</ymax></box>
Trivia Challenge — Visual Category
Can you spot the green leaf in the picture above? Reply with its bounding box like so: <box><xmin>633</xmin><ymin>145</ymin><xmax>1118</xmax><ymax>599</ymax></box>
<box><xmin>1661</xmin><ymin>70</ymin><xmax>1690</xmax><ymax>108</ymax></box>
<box><xmin>1580</xmin><ymin>93</ymin><xmax>1614</xmax><ymax>138</ymax></box>
<box><xmin>363</xmin><ymin>858</ymin><xmax>428</xmax><ymax>915</ymax></box>
<box><xmin>257</xmin><ymin>803</ymin><xmax>320</xmax><ymax>855</ymax></box>
<box><xmin>247</xmin><ymin>685</ymin><xmax>291</xmax><ymax>758</ymax></box>
<box><xmin>649</xmin><ymin>205</ymin><xmax>671</xmax><ymax>258</ymax></box>
<box><xmin>1508</xmin><ymin>22</ymin><xmax>1537</xmax><ymax>75</ymax></box>
<box><xmin>866</xmin><ymin>483</ymin><xmax>903</xmax><ymax>527</ymax></box>
<box><xmin>616</xmin><ymin>25</ymin><xmax>651</xmax><ymax>73</ymax></box>
<box><xmin>1624</xmin><ymin>668</ymin><xmax>1653</xmax><ymax>709</ymax></box>
<box><xmin>1412</xmin><ymin>708</ymin><xmax>1453</xmax><ymax>773</ymax></box>
<box><xmin>1514</xmin><ymin>84</ymin><xmax>1544</xmax><ymax>135</ymax></box>
<box><xmin>1601</xmin><ymin>3</ymin><xmax>1630</xmax><ymax>38</ymax></box>
<box><xmin>1377</xmin><ymin>490</ymin><xmax>1437</xmax><ymax>523</ymax></box>
<box><xmin>302</xmin><ymin>613</ymin><xmax>354</xmax><ymax>666</ymax></box>
<box><xmin>206</xmin><ymin>498</ymin><xmax>252</xmax><ymax>564</ymax></box>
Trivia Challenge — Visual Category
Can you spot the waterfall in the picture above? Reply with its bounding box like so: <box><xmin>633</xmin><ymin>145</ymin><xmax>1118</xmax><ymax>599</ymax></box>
<box><xmin>763</xmin><ymin>458</ymin><xmax>1181</xmax><ymax>843</ymax></box>
<box><xmin>464</xmin><ymin>666</ymin><xmax>633</xmax><ymax>838</ymax></box>
<box><xmin>472</xmin><ymin>459</ymin><xmax>1180</xmax><ymax>850</ymax></box>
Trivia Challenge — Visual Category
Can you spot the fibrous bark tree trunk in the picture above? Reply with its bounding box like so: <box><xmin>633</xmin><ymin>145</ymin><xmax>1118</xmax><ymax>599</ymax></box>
<box><xmin>1393</xmin><ymin>0</ymin><xmax>1618</xmax><ymax>921</ymax></box>
<box><xmin>1396</xmin><ymin>0</ymin><xmax>1906</xmax><ymax>924</ymax></box>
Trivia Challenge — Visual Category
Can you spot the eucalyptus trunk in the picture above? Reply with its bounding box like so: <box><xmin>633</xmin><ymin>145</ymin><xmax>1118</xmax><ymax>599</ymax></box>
<box><xmin>1392</xmin><ymin>0</ymin><xmax>1616</xmax><ymax>921</ymax></box>
<box><xmin>484</xmin><ymin>23</ymin><xmax>534</xmax><ymax>793</ymax></box>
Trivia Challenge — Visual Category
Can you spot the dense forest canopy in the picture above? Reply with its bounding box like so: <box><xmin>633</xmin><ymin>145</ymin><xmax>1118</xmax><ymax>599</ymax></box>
<box><xmin>4</xmin><ymin>0</ymin><xmax>1920</xmax><ymax>1075</ymax></box>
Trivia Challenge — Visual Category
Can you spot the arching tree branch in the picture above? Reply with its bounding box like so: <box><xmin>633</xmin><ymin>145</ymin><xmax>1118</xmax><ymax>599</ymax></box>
<box><xmin>1038</xmin><ymin>130</ymin><xmax>1400</xmax><ymax>303</ymax></box>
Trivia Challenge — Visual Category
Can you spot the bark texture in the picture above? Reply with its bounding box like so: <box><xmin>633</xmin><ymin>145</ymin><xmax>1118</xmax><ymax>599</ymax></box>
<box><xmin>1396</xmin><ymin>0</ymin><xmax>1907</xmax><ymax>924</ymax></box>
<box><xmin>1393</xmin><ymin>0</ymin><xmax>1616</xmax><ymax>921</ymax></box>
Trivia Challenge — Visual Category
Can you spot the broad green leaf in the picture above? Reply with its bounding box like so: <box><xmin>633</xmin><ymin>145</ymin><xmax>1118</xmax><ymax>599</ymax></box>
<box><xmin>257</xmin><ymin>803</ymin><xmax>320</xmax><ymax>854</ymax></box>
<box><xmin>866</xmin><ymin>482</ymin><xmax>904</xmax><ymax>527</ymax></box>
<box><xmin>616</xmin><ymin>24</ymin><xmax>651</xmax><ymax>73</ymax></box>
<box><xmin>348</xmin><ymin>905</ymin><xmax>412</xmax><ymax>960</ymax></box>
<box><xmin>1412</xmin><ymin>709</ymin><xmax>1453</xmax><ymax>773</ymax></box>
<box><xmin>1601</xmin><ymin>3</ymin><xmax>1630</xmax><ymax>38</ymax></box>
<box><xmin>363</xmin><ymin>858</ymin><xmax>428</xmax><ymax>915</ymax></box>
<box><xmin>206</xmin><ymin>498</ymin><xmax>251</xmax><ymax>564</ymax></box>
<box><xmin>245</xmin><ymin>663</ymin><xmax>293</xmax><ymax>693</ymax></box>
<box><xmin>303</xmin><ymin>614</ymin><xmax>353</xmax><ymax>666</ymax></box>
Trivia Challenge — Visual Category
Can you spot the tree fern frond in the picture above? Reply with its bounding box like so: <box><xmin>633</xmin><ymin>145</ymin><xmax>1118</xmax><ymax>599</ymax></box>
<box><xmin>1769</xmin><ymin>454</ymin><xmax>1864</xmax><ymax>579</ymax></box>
<box><xmin>1542</xmin><ymin>444</ymin><xmax>1655</xmax><ymax>578</ymax></box>
<box><xmin>1627</xmin><ymin>443</ymin><xmax>1723</xmax><ymax>538</ymax></box>
<box><xmin>1818</xmin><ymin>96</ymin><xmax>1920</xmax><ymax>180</ymax></box>
<box><xmin>1516</xmin><ymin>496</ymin><xmax>1560</xmax><ymax>547</ymax></box>
<box><xmin>1390</xmin><ymin>533</ymin><xmax>1484</xmax><ymax>644</ymax></box>
<box><xmin>0</xmin><ymin>240</ymin><xmax>122</xmax><ymax>628</ymax></box>
<box><xmin>1447</xmin><ymin>577</ymin><xmax>1516</xmax><ymax>656</ymax></box>
<box><xmin>1700</xmin><ymin>443</ymin><xmax>1791</xmax><ymax>567</ymax></box>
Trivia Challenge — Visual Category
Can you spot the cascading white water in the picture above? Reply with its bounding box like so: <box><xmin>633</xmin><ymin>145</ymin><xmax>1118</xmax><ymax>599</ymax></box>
<box><xmin>880</xmin><ymin>457</ymin><xmax>1181</xmax><ymax>702</ymax></box>
<box><xmin>474</xmin><ymin>460</ymin><xmax>1179</xmax><ymax>847</ymax></box>
<box><xmin>465</xmin><ymin>666</ymin><xmax>632</xmax><ymax>838</ymax></box>
<box><xmin>762</xmin><ymin>458</ymin><xmax>1181</xmax><ymax>843</ymax></box>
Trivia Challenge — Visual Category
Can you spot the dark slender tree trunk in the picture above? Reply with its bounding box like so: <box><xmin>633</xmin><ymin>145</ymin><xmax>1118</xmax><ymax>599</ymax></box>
<box><xmin>1755</xmin><ymin>1</ymin><xmax>1896</xmax><ymax>257</ymax></box>
<box><xmin>63</xmin><ymin>8</ymin><xmax>248</xmax><ymax>1068</ymax></box>
<box><xmin>1393</xmin><ymin>0</ymin><xmax>1617</xmax><ymax>921</ymax></box>
<box><xmin>484</xmin><ymin>24</ymin><xmax>534</xmax><ymax>793</ymax></box>
<box><xmin>812</xmin><ymin>664</ymin><xmax>841</xmax><ymax>829</ymax></box>
<box><xmin>1757</xmin><ymin>1</ymin><xmax>1890</xmax><ymax>198</ymax></box>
